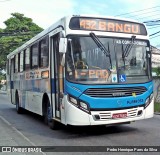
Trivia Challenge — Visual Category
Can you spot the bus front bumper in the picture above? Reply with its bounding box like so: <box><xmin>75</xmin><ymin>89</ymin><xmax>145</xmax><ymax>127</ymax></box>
<box><xmin>64</xmin><ymin>97</ymin><xmax>154</xmax><ymax>126</ymax></box>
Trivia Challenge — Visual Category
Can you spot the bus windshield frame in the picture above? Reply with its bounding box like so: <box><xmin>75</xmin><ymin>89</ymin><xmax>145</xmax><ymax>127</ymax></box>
<box><xmin>65</xmin><ymin>35</ymin><xmax>151</xmax><ymax>84</ymax></box>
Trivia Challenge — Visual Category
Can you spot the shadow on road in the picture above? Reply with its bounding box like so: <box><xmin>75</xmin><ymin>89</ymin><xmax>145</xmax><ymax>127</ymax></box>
<box><xmin>12</xmin><ymin>108</ymin><xmax>138</xmax><ymax>139</ymax></box>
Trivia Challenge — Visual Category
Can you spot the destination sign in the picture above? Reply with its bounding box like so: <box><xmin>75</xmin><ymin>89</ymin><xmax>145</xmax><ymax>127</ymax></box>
<box><xmin>69</xmin><ymin>17</ymin><xmax>147</xmax><ymax>35</ymax></box>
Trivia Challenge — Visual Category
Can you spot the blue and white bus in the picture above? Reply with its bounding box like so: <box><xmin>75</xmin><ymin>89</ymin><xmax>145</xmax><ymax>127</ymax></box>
<box><xmin>6</xmin><ymin>15</ymin><xmax>154</xmax><ymax>129</ymax></box>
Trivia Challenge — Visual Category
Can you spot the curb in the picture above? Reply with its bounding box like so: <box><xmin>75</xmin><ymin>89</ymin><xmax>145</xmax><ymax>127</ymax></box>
<box><xmin>0</xmin><ymin>91</ymin><xmax>7</xmax><ymax>95</ymax></box>
<box><xmin>154</xmin><ymin>112</ymin><xmax>160</xmax><ymax>115</ymax></box>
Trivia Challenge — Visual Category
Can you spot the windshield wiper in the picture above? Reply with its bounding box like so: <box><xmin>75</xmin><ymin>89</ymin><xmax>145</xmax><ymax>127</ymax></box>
<box><xmin>121</xmin><ymin>36</ymin><xmax>136</xmax><ymax>69</ymax></box>
<box><xmin>122</xmin><ymin>35</ymin><xmax>136</xmax><ymax>58</ymax></box>
<box><xmin>90</xmin><ymin>32</ymin><xmax>112</xmax><ymax>68</ymax></box>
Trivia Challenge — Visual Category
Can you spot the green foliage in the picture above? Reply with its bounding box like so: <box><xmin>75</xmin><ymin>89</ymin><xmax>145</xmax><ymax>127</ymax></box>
<box><xmin>156</xmin><ymin>67</ymin><xmax>160</xmax><ymax>76</ymax></box>
<box><xmin>0</xmin><ymin>71</ymin><xmax>6</xmax><ymax>90</ymax></box>
<box><xmin>0</xmin><ymin>72</ymin><xmax>5</xmax><ymax>81</ymax></box>
<box><xmin>154</xmin><ymin>102</ymin><xmax>160</xmax><ymax>112</ymax></box>
<box><xmin>4</xmin><ymin>13</ymin><xmax>43</xmax><ymax>33</ymax></box>
<box><xmin>152</xmin><ymin>67</ymin><xmax>160</xmax><ymax>76</ymax></box>
<box><xmin>0</xmin><ymin>12</ymin><xmax>43</xmax><ymax>69</ymax></box>
<box><xmin>0</xmin><ymin>28</ymin><xmax>3</xmax><ymax>33</ymax></box>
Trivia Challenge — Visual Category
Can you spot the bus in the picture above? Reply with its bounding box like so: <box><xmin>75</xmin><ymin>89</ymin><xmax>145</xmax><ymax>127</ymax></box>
<box><xmin>6</xmin><ymin>15</ymin><xmax>154</xmax><ymax>129</ymax></box>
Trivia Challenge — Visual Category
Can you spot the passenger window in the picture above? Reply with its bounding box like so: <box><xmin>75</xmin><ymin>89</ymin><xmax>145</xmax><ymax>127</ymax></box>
<box><xmin>31</xmin><ymin>43</ymin><xmax>39</xmax><ymax>69</ymax></box>
<box><xmin>25</xmin><ymin>48</ymin><xmax>30</xmax><ymax>70</ymax></box>
<box><xmin>40</xmin><ymin>37</ymin><xmax>49</xmax><ymax>68</ymax></box>
<box><xmin>15</xmin><ymin>54</ymin><xmax>19</xmax><ymax>72</ymax></box>
<box><xmin>20</xmin><ymin>51</ymin><xmax>24</xmax><ymax>72</ymax></box>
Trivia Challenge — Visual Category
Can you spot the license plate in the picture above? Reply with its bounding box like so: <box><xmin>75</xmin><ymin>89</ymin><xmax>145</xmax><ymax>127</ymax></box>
<box><xmin>112</xmin><ymin>112</ymin><xmax>127</xmax><ymax>119</ymax></box>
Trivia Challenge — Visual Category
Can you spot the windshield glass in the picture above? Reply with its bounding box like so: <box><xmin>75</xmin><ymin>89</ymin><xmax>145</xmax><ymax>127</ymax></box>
<box><xmin>66</xmin><ymin>36</ymin><xmax>151</xmax><ymax>84</ymax></box>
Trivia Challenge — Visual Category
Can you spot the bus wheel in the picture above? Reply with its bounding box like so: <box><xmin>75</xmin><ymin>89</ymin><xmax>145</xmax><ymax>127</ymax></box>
<box><xmin>44</xmin><ymin>100</ymin><xmax>59</xmax><ymax>130</ymax></box>
<box><xmin>49</xmin><ymin>119</ymin><xmax>59</xmax><ymax>130</ymax></box>
<box><xmin>15</xmin><ymin>93</ymin><xmax>23</xmax><ymax>114</ymax></box>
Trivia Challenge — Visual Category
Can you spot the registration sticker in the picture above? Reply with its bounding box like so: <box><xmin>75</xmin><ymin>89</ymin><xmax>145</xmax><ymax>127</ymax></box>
<box><xmin>112</xmin><ymin>112</ymin><xmax>127</xmax><ymax>119</ymax></box>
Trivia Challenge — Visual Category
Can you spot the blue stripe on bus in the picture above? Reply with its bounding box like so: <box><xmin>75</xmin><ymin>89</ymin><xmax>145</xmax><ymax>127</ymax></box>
<box><xmin>51</xmin><ymin>78</ymin><xmax>55</xmax><ymax>93</ymax></box>
<box><xmin>10</xmin><ymin>79</ymin><xmax>54</xmax><ymax>93</ymax></box>
<box><xmin>65</xmin><ymin>80</ymin><xmax>153</xmax><ymax>109</ymax></box>
<box><xmin>9</xmin><ymin>78</ymin><xmax>56</xmax><ymax>94</ymax></box>
<box><xmin>10</xmin><ymin>81</ymin><xmax>14</xmax><ymax>89</ymax></box>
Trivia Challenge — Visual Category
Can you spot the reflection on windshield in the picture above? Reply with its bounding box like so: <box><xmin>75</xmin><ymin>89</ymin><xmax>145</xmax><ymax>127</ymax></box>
<box><xmin>89</xmin><ymin>32</ymin><xmax>112</xmax><ymax>69</ymax></box>
<box><xmin>66</xmin><ymin>36</ymin><xmax>150</xmax><ymax>84</ymax></box>
<box><xmin>116</xmin><ymin>40</ymin><xmax>148</xmax><ymax>77</ymax></box>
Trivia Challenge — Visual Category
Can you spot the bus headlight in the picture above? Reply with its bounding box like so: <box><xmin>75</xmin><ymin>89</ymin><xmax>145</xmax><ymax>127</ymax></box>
<box><xmin>145</xmin><ymin>93</ymin><xmax>154</xmax><ymax>108</ymax></box>
<box><xmin>68</xmin><ymin>95</ymin><xmax>78</xmax><ymax>106</ymax></box>
<box><xmin>79</xmin><ymin>100</ymin><xmax>90</xmax><ymax>113</ymax></box>
<box><xmin>145</xmin><ymin>97</ymin><xmax>149</xmax><ymax>108</ymax></box>
<box><xmin>68</xmin><ymin>95</ymin><xmax>90</xmax><ymax>114</ymax></box>
<box><xmin>149</xmin><ymin>93</ymin><xmax>154</xmax><ymax>101</ymax></box>
<box><xmin>80</xmin><ymin>101</ymin><xmax>88</xmax><ymax>110</ymax></box>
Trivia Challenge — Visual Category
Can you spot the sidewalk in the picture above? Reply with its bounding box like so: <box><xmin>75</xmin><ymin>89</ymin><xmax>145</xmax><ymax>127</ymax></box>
<box><xmin>154</xmin><ymin>112</ymin><xmax>160</xmax><ymax>115</ymax></box>
<box><xmin>0</xmin><ymin>90</ymin><xmax>7</xmax><ymax>95</ymax></box>
<box><xmin>0</xmin><ymin>116</ymin><xmax>43</xmax><ymax>155</ymax></box>
<box><xmin>0</xmin><ymin>116</ymin><xmax>18</xmax><ymax>146</ymax></box>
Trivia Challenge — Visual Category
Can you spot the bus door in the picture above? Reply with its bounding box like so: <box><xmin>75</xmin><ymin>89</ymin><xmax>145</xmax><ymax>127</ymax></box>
<box><xmin>51</xmin><ymin>33</ymin><xmax>64</xmax><ymax>119</ymax></box>
<box><xmin>10</xmin><ymin>58</ymin><xmax>15</xmax><ymax>103</ymax></box>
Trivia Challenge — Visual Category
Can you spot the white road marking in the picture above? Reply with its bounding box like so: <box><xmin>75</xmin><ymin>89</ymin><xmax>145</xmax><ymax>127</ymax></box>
<box><xmin>0</xmin><ymin>115</ymin><xmax>46</xmax><ymax>155</ymax></box>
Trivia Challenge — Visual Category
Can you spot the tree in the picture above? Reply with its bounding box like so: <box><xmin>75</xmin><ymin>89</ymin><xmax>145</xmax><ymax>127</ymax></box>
<box><xmin>0</xmin><ymin>28</ymin><xmax>3</xmax><ymax>33</ymax></box>
<box><xmin>4</xmin><ymin>13</ymin><xmax>43</xmax><ymax>33</ymax></box>
<box><xmin>0</xmin><ymin>13</ymin><xmax>43</xmax><ymax>69</ymax></box>
<box><xmin>155</xmin><ymin>67</ymin><xmax>160</xmax><ymax>76</ymax></box>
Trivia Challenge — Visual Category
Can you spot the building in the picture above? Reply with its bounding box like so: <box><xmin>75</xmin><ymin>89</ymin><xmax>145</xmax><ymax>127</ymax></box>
<box><xmin>151</xmin><ymin>46</ymin><xmax>160</xmax><ymax>68</ymax></box>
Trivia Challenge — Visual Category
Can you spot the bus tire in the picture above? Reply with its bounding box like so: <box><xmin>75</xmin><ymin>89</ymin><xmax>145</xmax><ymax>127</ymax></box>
<box><xmin>15</xmin><ymin>93</ymin><xmax>23</xmax><ymax>114</ymax></box>
<box><xmin>44</xmin><ymin>99</ymin><xmax>59</xmax><ymax>130</ymax></box>
<box><xmin>49</xmin><ymin>119</ymin><xmax>60</xmax><ymax>130</ymax></box>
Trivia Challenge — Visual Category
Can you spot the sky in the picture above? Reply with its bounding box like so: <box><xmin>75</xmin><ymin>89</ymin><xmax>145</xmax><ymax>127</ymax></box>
<box><xmin>0</xmin><ymin>0</ymin><xmax>160</xmax><ymax>47</ymax></box>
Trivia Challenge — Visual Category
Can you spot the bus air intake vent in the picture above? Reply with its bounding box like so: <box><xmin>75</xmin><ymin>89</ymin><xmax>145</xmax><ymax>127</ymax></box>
<box><xmin>84</xmin><ymin>87</ymin><xmax>147</xmax><ymax>98</ymax></box>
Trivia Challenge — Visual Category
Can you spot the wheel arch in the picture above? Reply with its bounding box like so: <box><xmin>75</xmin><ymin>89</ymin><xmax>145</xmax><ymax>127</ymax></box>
<box><xmin>15</xmin><ymin>89</ymin><xmax>19</xmax><ymax>105</ymax></box>
<box><xmin>42</xmin><ymin>93</ymin><xmax>51</xmax><ymax>116</ymax></box>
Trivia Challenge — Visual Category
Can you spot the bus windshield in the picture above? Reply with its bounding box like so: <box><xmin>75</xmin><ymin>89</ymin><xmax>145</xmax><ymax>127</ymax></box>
<box><xmin>66</xmin><ymin>35</ymin><xmax>151</xmax><ymax>84</ymax></box>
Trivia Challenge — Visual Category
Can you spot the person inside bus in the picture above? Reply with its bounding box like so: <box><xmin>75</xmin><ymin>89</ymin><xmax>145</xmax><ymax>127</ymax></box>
<box><xmin>75</xmin><ymin>53</ymin><xmax>88</xmax><ymax>69</ymax></box>
<box><xmin>130</xmin><ymin>56</ymin><xmax>137</xmax><ymax>66</ymax></box>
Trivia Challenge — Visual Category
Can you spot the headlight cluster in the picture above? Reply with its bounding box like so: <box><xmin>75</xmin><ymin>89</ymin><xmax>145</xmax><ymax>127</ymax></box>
<box><xmin>145</xmin><ymin>93</ymin><xmax>154</xmax><ymax>108</ymax></box>
<box><xmin>68</xmin><ymin>95</ymin><xmax>90</xmax><ymax>114</ymax></box>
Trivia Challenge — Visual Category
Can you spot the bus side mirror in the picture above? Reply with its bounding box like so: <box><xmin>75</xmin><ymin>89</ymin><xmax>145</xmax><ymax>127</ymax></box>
<box><xmin>59</xmin><ymin>38</ymin><xmax>67</xmax><ymax>53</ymax></box>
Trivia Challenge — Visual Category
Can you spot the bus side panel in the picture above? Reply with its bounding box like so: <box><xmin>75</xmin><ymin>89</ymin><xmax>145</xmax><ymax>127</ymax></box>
<box><xmin>11</xmin><ymin>89</ymin><xmax>16</xmax><ymax>104</ymax></box>
<box><xmin>6</xmin><ymin>74</ymin><xmax>11</xmax><ymax>102</ymax></box>
<box><xmin>25</xmin><ymin>72</ymin><xmax>51</xmax><ymax>115</ymax></box>
<box><xmin>11</xmin><ymin>74</ymin><xmax>18</xmax><ymax>105</ymax></box>
<box><xmin>27</xmin><ymin>91</ymin><xmax>43</xmax><ymax>114</ymax></box>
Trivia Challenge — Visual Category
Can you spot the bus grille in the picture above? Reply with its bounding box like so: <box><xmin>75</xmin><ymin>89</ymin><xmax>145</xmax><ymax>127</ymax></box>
<box><xmin>84</xmin><ymin>87</ymin><xmax>147</xmax><ymax>98</ymax></box>
<box><xmin>93</xmin><ymin>108</ymin><xmax>139</xmax><ymax>120</ymax></box>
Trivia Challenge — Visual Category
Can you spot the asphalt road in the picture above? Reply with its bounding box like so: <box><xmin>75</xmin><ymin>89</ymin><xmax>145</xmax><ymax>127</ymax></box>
<box><xmin>0</xmin><ymin>92</ymin><xmax>160</xmax><ymax>155</ymax></box>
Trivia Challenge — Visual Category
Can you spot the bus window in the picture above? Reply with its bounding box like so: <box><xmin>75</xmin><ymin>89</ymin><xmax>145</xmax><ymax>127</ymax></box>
<box><xmin>40</xmin><ymin>37</ymin><xmax>49</xmax><ymax>68</ymax></box>
<box><xmin>25</xmin><ymin>48</ymin><xmax>30</xmax><ymax>70</ymax></box>
<box><xmin>20</xmin><ymin>51</ymin><xmax>24</xmax><ymax>72</ymax></box>
<box><xmin>18</xmin><ymin>53</ymin><xmax>20</xmax><ymax>72</ymax></box>
<box><xmin>15</xmin><ymin>54</ymin><xmax>19</xmax><ymax>73</ymax></box>
<box><xmin>31</xmin><ymin>43</ymin><xmax>39</xmax><ymax>69</ymax></box>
